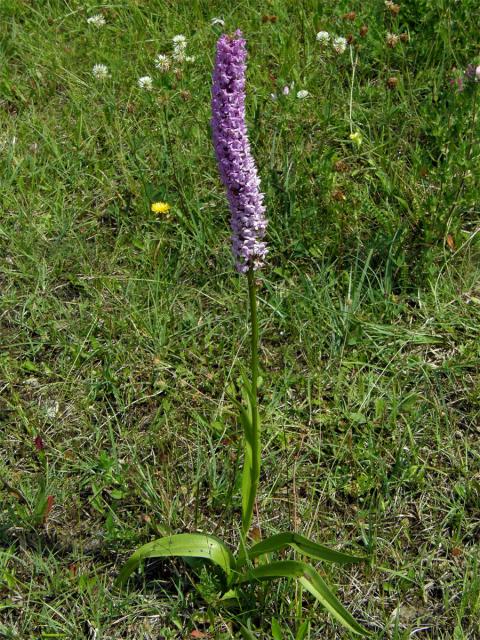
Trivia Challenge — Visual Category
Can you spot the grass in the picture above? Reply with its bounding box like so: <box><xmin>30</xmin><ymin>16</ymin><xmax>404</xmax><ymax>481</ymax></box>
<box><xmin>1</xmin><ymin>0</ymin><xmax>479</xmax><ymax>637</ymax></box>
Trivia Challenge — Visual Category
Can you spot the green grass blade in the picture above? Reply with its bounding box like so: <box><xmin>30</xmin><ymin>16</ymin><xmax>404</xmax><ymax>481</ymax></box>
<box><xmin>115</xmin><ymin>533</ymin><xmax>234</xmax><ymax>586</ymax></box>
<box><xmin>235</xmin><ymin>560</ymin><xmax>370</xmax><ymax>637</ymax></box>
<box><xmin>241</xmin><ymin>532</ymin><xmax>366</xmax><ymax>566</ymax></box>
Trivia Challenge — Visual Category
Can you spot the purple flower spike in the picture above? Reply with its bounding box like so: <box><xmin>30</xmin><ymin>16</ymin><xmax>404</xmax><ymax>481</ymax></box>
<box><xmin>211</xmin><ymin>31</ymin><xmax>267</xmax><ymax>273</ymax></box>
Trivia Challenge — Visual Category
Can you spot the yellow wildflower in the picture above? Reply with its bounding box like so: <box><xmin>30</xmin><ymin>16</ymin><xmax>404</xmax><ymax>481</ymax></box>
<box><xmin>349</xmin><ymin>131</ymin><xmax>363</xmax><ymax>147</ymax></box>
<box><xmin>151</xmin><ymin>201</ymin><xmax>171</xmax><ymax>214</ymax></box>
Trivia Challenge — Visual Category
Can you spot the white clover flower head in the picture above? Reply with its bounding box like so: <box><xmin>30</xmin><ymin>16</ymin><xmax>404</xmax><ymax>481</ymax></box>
<box><xmin>92</xmin><ymin>64</ymin><xmax>109</xmax><ymax>79</ymax></box>
<box><xmin>296</xmin><ymin>89</ymin><xmax>310</xmax><ymax>99</ymax></box>
<box><xmin>155</xmin><ymin>54</ymin><xmax>170</xmax><ymax>72</ymax></box>
<box><xmin>282</xmin><ymin>85</ymin><xmax>290</xmax><ymax>95</ymax></box>
<box><xmin>316</xmin><ymin>31</ymin><xmax>330</xmax><ymax>44</ymax></box>
<box><xmin>173</xmin><ymin>49</ymin><xmax>186</xmax><ymax>62</ymax></box>
<box><xmin>172</xmin><ymin>34</ymin><xmax>187</xmax><ymax>45</ymax></box>
<box><xmin>211</xmin><ymin>17</ymin><xmax>225</xmax><ymax>27</ymax></box>
<box><xmin>87</xmin><ymin>14</ymin><xmax>106</xmax><ymax>27</ymax></box>
<box><xmin>138</xmin><ymin>75</ymin><xmax>153</xmax><ymax>90</ymax></box>
<box><xmin>172</xmin><ymin>35</ymin><xmax>187</xmax><ymax>60</ymax></box>
<box><xmin>333</xmin><ymin>36</ymin><xmax>348</xmax><ymax>54</ymax></box>
<box><xmin>386</xmin><ymin>32</ymin><xmax>400</xmax><ymax>47</ymax></box>
<box><xmin>185</xmin><ymin>55</ymin><xmax>196</xmax><ymax>63</ymax></box>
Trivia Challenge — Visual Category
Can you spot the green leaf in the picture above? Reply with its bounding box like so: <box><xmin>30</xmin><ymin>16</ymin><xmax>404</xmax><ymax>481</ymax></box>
<box><xmin>271</xmin><ymin>618</ymin><xmax>284</xmax><ymax>640</ymax></box>
<box><xmin>239</xmin><ymin>623</ymin><xmax>257</xmax><ymax>640</ymax></box>
<box><xmin>228</xmin><ymin>373</ymin><xmax>261</xmax><ymax>536</ymax></box>
<box><xmin>237</xmin><ymin>378</ymin><xmax>260</xmax><ymax>536</ymax></box>
<box><xmin>235</xmin><ymin>560</ymin><xmax>370</xmax><ymax>637</ymax></box>
<box><xmin>115</xmin><ymin>533</ymin><xmax>234</xmax><ymax>586</ymax></box>
<box><xmin>239</xmin><ymin>532</ymin><xmax>366</xmax><ymax>567</ymax></box>
<box><xmin>295</xmin><ymin>620</ymin><xmax>310</xmax><ymax>640</ymax></box>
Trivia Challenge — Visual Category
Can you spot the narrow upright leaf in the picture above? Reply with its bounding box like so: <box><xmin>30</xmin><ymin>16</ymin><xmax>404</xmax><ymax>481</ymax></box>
<box><xmin>271</xmin><ymin>618</ymin><xmax>284</xmax><ymax>640</ymax></box>
<box><xmin>295</xmin><ymin>620</ymin><xmax>310</xmax><ymax>640</ymax></box>
<box><xmin>239</xmin><ymin>532</ymin><xmax>366</xmax><ymax>567</ymax></box>
<box><xmin>236</xmin><ymin>378</ymin><xmax>261</xmax><ymax>536</ymax></box>
<box><xmin>235</xmin><ymin>560</ymin><xmax>370</xmax><ymax>636</ymax></box>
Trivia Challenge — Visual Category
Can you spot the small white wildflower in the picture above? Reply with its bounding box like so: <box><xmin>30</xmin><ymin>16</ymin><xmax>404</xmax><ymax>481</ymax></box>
<box><xmin>172</xmin><ymin>34</ymin><xmax>187</xmax><ymax>45</ymax></box>
<box><xmin>316</xmin><ymin>31</ymin><xmax>330</xmax><ymax>44</ymax></box>
<box><xmin>155</xmin><ymin>54</ymin><xmax>170</xmax><ymax>72</ymax></box>
<box><xmin>333</xmin><ymin>36</ymin><xmax>348</xmax><ymax>54</ymax></box>
<box><xmin>138</xmin><ymin>75</ymin><xmax>153</xmax><ymax>90</ymax></box>
<box><xmin>211</xmin><ymin>17</ymin><xmax>225</xmax><ymax>27</ymax></box>
<box><xmin>296</xmin><ymin>90</ymin><xmax>310</xmax><ymax>99</ymax></box>
<box><xmin>172</xmin><ymin>34</ymin><xmax>187</xmax><ymax>61</ymax></box>
<box><xmin>282</xmin><ymin>85</ymin><xmax>290</xmax><ymax>95</ymax></box>
<box><xmin>173</xmin><ymin>51</ymin><xmax>185</xmax><ymax>62</ymax></box>
<box><xmin>92</xmin><ymin>64</ymin><xmax>109</xmax><ymax>79</ymax></box>
<box><xmin>45</xmin><ymin>400</ymin><xmax>60</xmax><ymax>419</ymax></box>
<box><xmin>185</xmin><ymin>55</ymin><xmax>196</xmax><ymax>63</ymax></box>
<box><xmin>173</xmin><ymin>47</ymin><xmax>186</xmax><ymax>62</ymax></box>
<box><xmin>87</xmin><ymin>14</ymin><xmax>106</xmax><ymax>27</ymax></box>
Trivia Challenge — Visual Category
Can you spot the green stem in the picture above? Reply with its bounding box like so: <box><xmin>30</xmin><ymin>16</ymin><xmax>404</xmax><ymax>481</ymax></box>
<box><xmin>248</xmin><ymin>269</ymin><xmax>259</xmax><ymax>418</ymax></box>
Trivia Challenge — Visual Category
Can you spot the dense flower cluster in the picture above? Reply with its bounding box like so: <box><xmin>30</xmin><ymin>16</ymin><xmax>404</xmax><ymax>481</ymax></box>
<box><xmin>92</xmin><ymin>64</ymin><xmax>109</xmax><ymax>79</ymax></box>
<box><xmin>87</xmin><ymin>14</ymin><xmax>106</xmax><ymax>27</ymax></box>
<box><xmin>138</xmin><ymin>75</ymin><xmax>153</xmax><ymax>90</ymax></box>
<box><xmin>211</xmin><ymin>31</ymin><xmax>267</xmax><ymax>273</ymax></box>
<box><xmin>316</xmin><ymin>31</ymin><xmax>348</xmax><ymax>55</ymax></box>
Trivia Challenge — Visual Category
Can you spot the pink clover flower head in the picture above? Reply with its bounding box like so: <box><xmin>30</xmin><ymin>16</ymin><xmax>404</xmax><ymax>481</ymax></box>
<box><xmin>211</xmin><ymin>30</ymin><xmax>268</xmax><ymax>273</ymax></box>
<box><xmin>464</xmin><ymin>63</ymin><xmax>480</xmax><ymax>83</ymax></box>
<box><xmin>450</xmin><ymin>75</ymin><xmax>464</xmax><ymax>92</ymax></box>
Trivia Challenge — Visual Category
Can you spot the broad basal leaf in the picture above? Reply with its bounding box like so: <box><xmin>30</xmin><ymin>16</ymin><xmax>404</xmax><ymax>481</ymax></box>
<box><xmin>115</xmin><ymin>533</ymin><xmax>234</xmax><ymax>586</ymax></box>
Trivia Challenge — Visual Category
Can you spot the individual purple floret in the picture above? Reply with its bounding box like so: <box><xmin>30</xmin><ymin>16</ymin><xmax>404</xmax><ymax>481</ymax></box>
<box><xmin>211</xmin><ymin>30</ymin><xmax>267</xmax><ymax>273</ymax></box>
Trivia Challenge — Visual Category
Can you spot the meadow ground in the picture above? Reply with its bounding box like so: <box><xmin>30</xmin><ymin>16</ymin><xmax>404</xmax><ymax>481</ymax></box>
<box><xmin>1</xmin><ymin>1</ymin><xmax>479</xmax><ymax>638</ymax></box>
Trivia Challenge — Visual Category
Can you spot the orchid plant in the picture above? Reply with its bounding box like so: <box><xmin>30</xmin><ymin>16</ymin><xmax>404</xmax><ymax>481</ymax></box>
<box><xmin>117</xmin><ymin>31</ymin><xmax>370</xmax><ymax>637</ymax></box>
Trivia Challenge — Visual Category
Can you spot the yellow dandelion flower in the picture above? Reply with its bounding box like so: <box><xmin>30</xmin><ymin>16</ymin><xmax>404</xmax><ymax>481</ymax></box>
<box><xmin>151</xmin><ymin>201</ymin><xmax>171</xmax><ymax>214</ymax></box>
